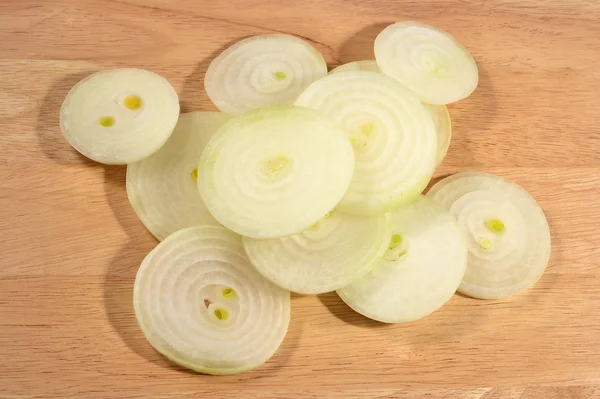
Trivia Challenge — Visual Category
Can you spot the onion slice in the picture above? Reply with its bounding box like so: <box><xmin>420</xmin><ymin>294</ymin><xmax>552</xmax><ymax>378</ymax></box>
<box><xmin>205</xmin><ymin>34</ymin><xmax>327</xmax><ymax>114</ymax></box>
<box><xmin>243</xmin><ymin>211</ymin><xmax>389</xmax><ymax>294</ymax></box>
<box><xmin>60</xmin><ymin>68</ymin><xmax>179</xmax><ymax>164</ymax></box>
<box><xmin>295</xmin><ymin>71</ymin><xmax>437</xmax><ymax>216</ymax></box>
<box><xmin>330</xmin><ymin>62</ymin><xmax>452</xmax><ymax>166</ymax></box>
<box><xmin>375</xmin><ymin>22</ymin><xmax>478</xmax><ymax>104</ymax></box>
<box><xmin>337</xmin><ymin>196</ymin><xmax>467</xmax><ymax>323</ymax></box>
<box><xmin>198</xmin><ymin>105</ymin><xmax>354</xmax><ymax>238</ymax></box>
<box><xmin>134</xmin><ymin>226</ymin><xmax>291</xmax><ymax>375</ymax></box>
<box><xmin>427</xmin><ymin>171</ymin><xmax>551</xmax><ymax>299</ymax></box>
<box><xmin>126</xmin><ymin>112</ymin><xmax>229</xmax><ymax>241</ymax></box>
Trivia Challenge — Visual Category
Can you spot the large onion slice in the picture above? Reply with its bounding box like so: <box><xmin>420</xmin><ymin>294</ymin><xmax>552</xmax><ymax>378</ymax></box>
<box><xmin>375</xmin><ymin>22</ymin><xmax>479</xmax><ymax>104</ymax></box>
<box><xmin>134</xmin><ymin>226</ymin><xmax>291</xmax><ymax>375</ymax></box>
<box><xmin>330</xmin><ymin>63</ymin><xmax>452</xmax><ymax>166</ymax></box>
<box><xmin>126</xmin><ymin>112</ymin><xmax>229</xmax><ymax>241</ymax></box>
<box><xmin>198</xmin><ymin>105</ymin><xmax>354</xmax><ymax>238</ymax></box>
<box><xmin>243</xmin><ymin>211</ymin><xmax>389</xmax><ymax>294</ymax></box>
<box><xmin>295</xmin><ymin>71</ymin><xmax>437</xmax><ymax>216</ymax></box>
<box><xmin>60</xmin><ymin>68</ymin><xmax>180</xmax><ymax>164</ymax></box>
<box><xmin>427</xmin><ymin>172</ymin><xmax>551</xmax><ymax>299</ymax></box>
<box><xmin>337</xmin><ymin>196</ymin><xmax>467</xmax><ymax>323</ymax></box>
<box><xmin>204</xmin><ymin>34</ymin><xmax>327</xmax><ymax>114</ymax></box>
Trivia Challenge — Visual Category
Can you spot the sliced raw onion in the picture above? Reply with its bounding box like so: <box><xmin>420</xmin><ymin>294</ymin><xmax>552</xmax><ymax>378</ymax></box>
<box><xmin>427</xmin><ymin>172</ymin><xmax>551</xmax><ymax>299</ymax></box>
<box><xmin>60</xmin><ymin>68</ymin><xmax>180</xmax><ymax>164</ymax></box>
<box><xmin>198</xmin><ymin>105</ymin><xmax>354</xmax><ymax>238</ymax></box>
<box><xmin>332</xmin><ymin>62</ymin><xmax>452</xmax><ymax>166</ymax></box>
<box><xmin>329</xmin><ymin>60</ymin><xmax>379</xmax><ymax>74</ymax></box>
<box><xmin>375</xmin><ymin>22</ymin><xmax>479</xmax><ymax>104</ymax></box>
<box><xmin>295</xmin><ymin>71</ymin><xmax>437</xmax><ymax>216</ymax></box>
<box><xmin>134</xmin><ymin>226</ymin><xmax>291</xmax><ymax>375</ymax></box>
<box><xmin>423</xmin><ymin>103</ymin><xmax>452</xmax><ymax>166</ymax></box>
<box><xmin>337</xmin><ymin>196</ymin><xmax>467</xmax><ymax>323</ymax></box>
<box><xmin>126</xmin><ymin>112</ymin><xmax>229</xmax><ymax>241</ymax></box>
<box><xmin>243</xmin><ymin>211</ymin><xmax>389</xmax><ymax>294</ymax></box>
<box><xmin>204</xmin><ymin>34</ymin><xmax>327</xmax><ymax>114</ymax></box>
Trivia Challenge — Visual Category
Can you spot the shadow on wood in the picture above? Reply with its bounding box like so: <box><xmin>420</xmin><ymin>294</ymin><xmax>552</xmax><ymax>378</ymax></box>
<box><xmin>318</xmin><ymin>290</ymin><xmax>490</xmax><ymax>351</ymax></box>
<box><xmin>36</xmin><ymin>71</ymin><xmax>101</xmax><ymax>166</ymax></box>
<box><xmin>317</xmin><ymin>292</ymin><xmax>389</xmax><ymax>329</ymax></box>
<box><xmin>337</xmin><ymin>22</ymin><xmax>392</xmax><ymax>66</ymax></box>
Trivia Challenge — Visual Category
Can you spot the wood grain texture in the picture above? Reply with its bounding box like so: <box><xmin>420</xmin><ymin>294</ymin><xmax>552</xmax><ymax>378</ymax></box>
<box><xmin>1</xmin><ymin>0</ymin><xmax>599</xmax><ymax>397</ymax></box>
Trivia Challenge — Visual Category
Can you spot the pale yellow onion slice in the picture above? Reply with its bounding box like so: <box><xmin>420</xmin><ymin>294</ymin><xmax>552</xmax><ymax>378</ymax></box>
<box><xmin>329</xmin><ymin>60</ymin><xmax>379</xmax><ymax>74</ymax></box>
<box><xmin>198</xmin><ymin>105</ymin><xmax>354</xmax><ymax>238</ymax></box>
<box><xmin>337</xmin><ymin>196</ymin><xmax>467</xmax><ymax>323</ymax></box>
<box><xmin>375</xmin><ymin>22</ymin><xmax>479</xmax><ymax>104</ymax></box>
<box><xmin>330</xmin><ymin>62</ymin><xmax>452</xmax><ymax>166</ymax></box>
<box><xmin>60</xmin><ymin>68</ymin><xmax>180</xmax><ymax>164</ymax></box>
<box><xmin>134</xmin><ymin>226</ymin><xmax>291</xmax><ymax>375</ymax></box>
<box><xmin>126</xmin><ymin>112</ymin><xmax>229</xmax><ymax>241</ymax></box>
<box><xmin>427</xmin><ymin>171</ymin><xmax>551</xmax><ymax>299</ymax></box>
<box><xmin>295</xmin><ymin>71</ymin><xmax>437</xmax><ymax>216</ymax></box>
<box><xmin>243</xmin><ymin>211</ymin><xmax>389</xmax><ymax>294</ymax></box>
<box><xmin>205</xmin><ymin>34</ymin><xmax>327</xmax><ymax>114</ymax></box>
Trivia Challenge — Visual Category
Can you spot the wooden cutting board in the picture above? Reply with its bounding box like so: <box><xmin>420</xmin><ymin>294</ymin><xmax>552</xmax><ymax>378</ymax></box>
<box><xmin>1</xmin><ymin>0</ymin><xmax>599</xmax><ymax>398</ymax></box>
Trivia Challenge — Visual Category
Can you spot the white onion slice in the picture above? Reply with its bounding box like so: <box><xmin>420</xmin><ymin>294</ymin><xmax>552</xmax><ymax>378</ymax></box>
<box><xmin>337</xmin><ymin>196</ymin><xmax>467</xmax><ymax>323</ymax></box>
<box><xmin>427</xmin><ymin>172</ymin><xmax>551</xmax><ymax>299</ymax></box>
<box><xmin>126</xmin><ymin>112</ymin><xmax>229</xmax><ymax>241</ymax></box>
<box><xmin>205</xmin><ymin>34</ymin><xmax>327</xmax><ymax>114</ymax></box>
<box><xmin>295</xmin><ymin>71</ymin><xmax>437</xmax><ymax>216</ymax></box>
<box><xmin>243</xmin><ymin>211</ymin><xmax>389</xmax><ymax>294</ymax></box>
<box><xmin>329</xmin><ymin>60</ymin><xmax>380</xmax><ymax>74</ymax></box>
<box><xmin>60</xmin><ymin>68</ymin><xmax>180</xmax><ymax>164</ymax></box>
<box><xmin>331</xmin><ymin>62</ymin><xmax>452</xmax><ymax>166</ymax></box>
<box><xmin>198</xmin><ymin>105</ymin><xmax>354</xmax><ymax>238</ymax></box>
<box><xmin>375</xmin><ymin>22</ymin><xmax>479</xmax><ymax>104</ymax></box>
<box><xmin>134</xmin><ymin>226</ymin><xmax>291</xmax><ymax>375</ymax></box>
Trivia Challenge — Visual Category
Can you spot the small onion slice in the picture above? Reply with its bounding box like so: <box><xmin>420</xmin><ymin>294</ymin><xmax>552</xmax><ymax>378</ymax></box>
<box><xmin>205</xmin><ymin>34</ymin><xmax>327</xmax><ymax>114</ymax></box>
<box><xmin>427</xmin><ymin>171</ymin><xmax>551</xmax><ymax>299</ymax></box>
<box><xmin>243</xmin><ymin>211</ymin><xmax>389</xmax><ymax>294</ymax></box>
<box><xmin>330</xmin><ymin>62</ymin><xmax>452</xmax><ymax>166</ymax></box>
<box><xmin>126</xmin><ymin>112</ymin><xmax>229</xmax><ymax>241</ymax></box>
<box><xmin>375</xmin><ymin>22</ymin><xmax>479</xmax><ymax>104</ymax></box>
<box><xmin>337</xmin><ymin>196</ymin><xmax>467</xmax><ymax>323</ymax></box>
<box><xmin>60</xmin><ymin>68</ymin><xmax>180</xmax><ymax>164</ymax></box>
<box><xmin>134</xmin><ymin>226</ymin><xmax>291</xmax><ymax>375</ymax></box>
<box><xmin>295</xmin><ymin>71</ymin><xmax>437</xmax><ymax>216</ymax></box>
<box><xmin>198</xmin><ymin>105</ymin><xmax>354</xmax><ymax>238</ymax></box>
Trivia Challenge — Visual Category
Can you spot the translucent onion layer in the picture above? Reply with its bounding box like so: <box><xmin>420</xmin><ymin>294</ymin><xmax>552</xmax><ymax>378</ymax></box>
<box><xmin>134</xmin><ymin>226</ymin><xmax>291</xmax><ymax>375</ymax></box>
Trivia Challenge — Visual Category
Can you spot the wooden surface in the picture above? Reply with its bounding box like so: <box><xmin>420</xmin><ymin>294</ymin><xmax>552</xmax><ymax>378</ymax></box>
<box><xmin>1</xmin><ymin>0</ymin><xmax>599</xmax><ymax>398</ymax></box>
